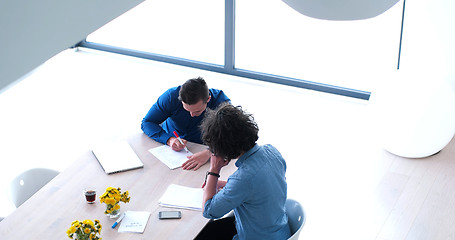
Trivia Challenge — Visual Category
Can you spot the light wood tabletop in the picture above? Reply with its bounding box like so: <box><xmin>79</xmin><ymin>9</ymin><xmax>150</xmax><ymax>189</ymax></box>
<box><xmin>0</xmin><ymin>132</ymin><xmax>237</xmax><ymax>239</ymax></box>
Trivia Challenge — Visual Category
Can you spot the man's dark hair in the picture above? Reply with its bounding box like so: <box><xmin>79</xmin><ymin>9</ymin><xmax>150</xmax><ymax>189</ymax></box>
<box><xmin>178</xmin><ymin>77</ymin><xmax>210</xmax><ymax>105</ymax></box>
<box><xmin>200</xmin><ymin>103</ymin><xmax>259</xmax><ymax>160</ymax></box>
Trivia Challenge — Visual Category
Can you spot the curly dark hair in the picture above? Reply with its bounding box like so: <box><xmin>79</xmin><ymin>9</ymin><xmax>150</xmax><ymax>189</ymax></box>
<box><xmin>178</xmin><ymin>77</ymin><xmax>210</xmax><ymax>105</ymax></box>
<box><xmin>200</xmin><ymin>103</ymin><xmax>259</xmax><ymax>160</ymax></box>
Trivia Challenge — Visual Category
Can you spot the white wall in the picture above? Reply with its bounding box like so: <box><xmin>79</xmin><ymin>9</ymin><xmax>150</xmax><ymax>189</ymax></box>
<box><xmin>370</xmin><ymin>0</ymin><xmax>455</xmax><ymax>158</ymax></box>
<box><xmin>0</xmin><ymin>0</ymin><xmax>144</xmax><ymax>93</ymax></box>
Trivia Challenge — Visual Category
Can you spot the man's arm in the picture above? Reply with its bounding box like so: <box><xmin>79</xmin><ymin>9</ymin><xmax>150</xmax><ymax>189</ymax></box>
<box><xmin>141</xmin><ymin>89</ymin><xmax>176</xmax><ymax>144</ymax></box>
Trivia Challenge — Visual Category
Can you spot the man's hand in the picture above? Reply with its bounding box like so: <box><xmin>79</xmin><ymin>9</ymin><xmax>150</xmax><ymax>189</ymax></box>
<box><xmin>182</xmin><ymin>149</ymin><xmax>211</xmax><ymax>170</ymax></box>
<box><xmin>167</xmin><ymin>137</ymin><xmax>187</xmax><ymax>151</ymax></box>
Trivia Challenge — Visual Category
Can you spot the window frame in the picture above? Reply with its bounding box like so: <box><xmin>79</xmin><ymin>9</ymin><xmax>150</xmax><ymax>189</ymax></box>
<box><xmin>75</xmin><ymin>0</ymin><xmax>406</xmax><ymax>100</ymax></box>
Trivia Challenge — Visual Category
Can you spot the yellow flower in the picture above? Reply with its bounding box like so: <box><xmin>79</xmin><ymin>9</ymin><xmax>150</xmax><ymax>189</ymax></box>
<box><xmin>83</xmin><ymin>219</ymin><xmax>94</xmax><ymax>227</ymax></box>
<box><xmin>106</xmin><ymin>198</ymin><xmax>116</xmax><ymax>205</ymax></box>
<box><xmin>120</xmin><ymin>191</ymin><xmax>130</xmax><ymax>203</ymax></box>
<box><xmin>114</xmin><ymin>194</ymin><xmax>121</xmax><ymax>201</ymax></box>
<box><xmin>67</xmin><ymin>219</ymin><xmax>101</xmax><ymax>240</ymax></box>
<box><xmin>101</xmin><ymin>187</ymin><xmax>130</xmax><ymax>215</ymax></box>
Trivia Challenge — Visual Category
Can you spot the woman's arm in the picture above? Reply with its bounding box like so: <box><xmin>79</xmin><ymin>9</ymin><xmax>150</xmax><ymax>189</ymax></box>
<box><xmin>202</xmin><ymin>155</ymin><xmax>230</xmax><ymax>208</ymax></box>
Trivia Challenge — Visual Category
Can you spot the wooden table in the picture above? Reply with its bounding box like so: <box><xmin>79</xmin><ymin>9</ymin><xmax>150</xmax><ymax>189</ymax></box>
<box><xmin>0</xmin><ymin>132</ymin><xmax>237</xmax><ymax>239</ymax></box>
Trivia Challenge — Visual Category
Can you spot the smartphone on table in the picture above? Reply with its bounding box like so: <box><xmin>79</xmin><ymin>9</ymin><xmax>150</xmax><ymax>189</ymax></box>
<box><xmin>159</xmin><ymin>211</ymin><xmax>182</xmax><ymax>219</ymax></box>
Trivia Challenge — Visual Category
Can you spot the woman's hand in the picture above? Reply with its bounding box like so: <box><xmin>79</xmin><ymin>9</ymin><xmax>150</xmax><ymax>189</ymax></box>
<box><xmin>209</xmin><ymin>154</ymin><xmax>230</xmax><ymax>174</ymax></box>
<box><xmin>202</xmin><ymin>155</ymin><xmax>230</xmax><ymax>208</ymax></box>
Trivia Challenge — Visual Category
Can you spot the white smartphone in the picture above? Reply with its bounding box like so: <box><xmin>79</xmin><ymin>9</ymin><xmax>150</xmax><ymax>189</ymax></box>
<box><xmin>159</xmin><ymin>211</ymin><xmax>182</xmax><ymax>219</ymax></box>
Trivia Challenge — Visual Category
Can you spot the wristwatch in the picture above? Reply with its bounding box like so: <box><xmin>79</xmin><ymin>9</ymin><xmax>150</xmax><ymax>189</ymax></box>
<box><xmin>206</xmin><ymin>171</ymin><xmax>220</xmax><ymax>178</ymax></box>
<box><xmin>203</xmin><ymin>171</ymin><xmax>220</xmax><ymax>187</ymax></box>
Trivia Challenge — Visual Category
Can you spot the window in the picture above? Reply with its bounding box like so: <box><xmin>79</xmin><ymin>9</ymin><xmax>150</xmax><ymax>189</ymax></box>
<box><xmin>88</xmin><ymin>0</ymin><xmax>224</xmax><ymax>64</ymax></box>
<box><xmin>83</xmin><ymin>0</ymin><xmax>404</xmax><ymax>99</ymax></box>
<box><xmin>236</xmin><ymin>0</ymin><xmax>403</xmax><ymax>91</ymax></box>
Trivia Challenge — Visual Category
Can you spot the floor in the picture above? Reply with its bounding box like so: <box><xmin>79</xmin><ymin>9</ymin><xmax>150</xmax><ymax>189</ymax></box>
<box><xmin>1</xmin><ymin>48</ymin><xmax>454</xmax><ymax>240</ymax></box>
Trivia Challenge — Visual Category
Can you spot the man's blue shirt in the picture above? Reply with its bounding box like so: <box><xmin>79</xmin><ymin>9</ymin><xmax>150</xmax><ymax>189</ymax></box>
<box><xmin>141</xmin><ymin>86</ymin><xmax>230</xmax><ymax>144</ymax></box>
<box><xmin>203</xmin><ymin>144</ymin><xmax>291</xmax><ymax>240</ymax></box>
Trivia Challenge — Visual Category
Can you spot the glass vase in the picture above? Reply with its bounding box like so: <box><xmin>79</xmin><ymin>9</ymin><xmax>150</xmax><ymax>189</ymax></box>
<box><xmin>108</xmin><ymin>209</ymin><xmax>120</xmax><ymax>218</ymax></box>
<box><xmin>74</xmin><ymin>233</ymin><xmax>89</xmax><ymax>240</ymax></box>
<box><xmin>106</xmin><ymin>205</ymin><xmax>121</xmax><ymax>219</ymax></box>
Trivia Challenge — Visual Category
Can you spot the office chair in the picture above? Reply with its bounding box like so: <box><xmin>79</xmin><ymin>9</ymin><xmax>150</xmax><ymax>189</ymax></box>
<box><xmin>286</xmin><ymin>198</ymin><xmax>306</xmax><ymax>240</ymax></box>
<box><xmin>8</xmin><ymin>168</ymin><xmax>60</xmax><ymax>208</ymax></box>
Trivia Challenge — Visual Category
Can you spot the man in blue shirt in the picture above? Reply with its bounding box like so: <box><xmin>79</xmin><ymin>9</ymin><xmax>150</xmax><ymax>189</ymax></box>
<box><xmin>196</xmin><ymin>103</ymin><xmax>291</xmax><ymax>240</ymax></box>
<box><xmin>141</xmin><ymin>77</ymin><xmax>230</xmax><ymax>170</ymax></box>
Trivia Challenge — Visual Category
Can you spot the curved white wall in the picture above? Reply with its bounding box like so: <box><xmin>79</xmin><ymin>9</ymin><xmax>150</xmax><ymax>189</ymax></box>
<box><xmin>399</xmin><ymin>0</ymin><xmax>455</xmax><ymax>77</ymax></box>
<box><xmin>373</xmin><ymin>0</ymin><xmax>455</xmax><ymax>158</ymax></box>
<box><xmin>0</xmin><ymin>0</ymin><xmax>144</xmax><ymax>93</ymax></box>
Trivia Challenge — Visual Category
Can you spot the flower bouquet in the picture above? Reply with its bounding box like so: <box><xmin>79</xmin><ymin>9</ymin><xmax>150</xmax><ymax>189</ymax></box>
<box><xmin>99</xmin><ymin>187</ymin><xmax>130</xmax><ymax>218</ymax></box>
<box><xmin>66</xmin><ymin>219</ymin><xmax>102</xmax><ymax>240</ymax></box>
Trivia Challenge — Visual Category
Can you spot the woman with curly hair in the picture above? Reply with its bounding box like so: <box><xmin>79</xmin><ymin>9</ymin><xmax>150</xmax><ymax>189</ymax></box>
<box><xmin>195</xmin><ymin>103</ymin><xmax>290</xmax><ymax>240</ymax></box>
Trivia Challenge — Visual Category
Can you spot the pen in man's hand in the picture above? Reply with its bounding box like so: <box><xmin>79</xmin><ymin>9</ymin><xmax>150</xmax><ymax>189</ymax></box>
<box><xmin>112</xmin><ymin>212</ymin><xmax>125</xmax><ymax>228</ymax></box>
<box><xmin>173</xmin><ymin>131</ymin><xmax>189</xmax><ymax>153</ymax></box>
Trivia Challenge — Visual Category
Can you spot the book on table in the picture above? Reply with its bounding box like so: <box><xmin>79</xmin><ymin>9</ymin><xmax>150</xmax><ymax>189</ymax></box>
<box><xmin>159</xmin><ymin>184</ymin><xmax>203</xmax><ymax>211</ymax></box>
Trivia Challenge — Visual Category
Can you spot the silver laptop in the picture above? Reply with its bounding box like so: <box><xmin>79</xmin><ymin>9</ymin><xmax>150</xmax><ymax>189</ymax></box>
<box><xmin>92</xmin><ymin>141</ymin><xmax>144</xmax><ymax>174</ymax></box>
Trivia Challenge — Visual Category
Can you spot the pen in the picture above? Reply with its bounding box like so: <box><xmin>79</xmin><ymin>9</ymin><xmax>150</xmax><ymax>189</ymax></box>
<box><xmin>173</xmin><ymin>131</ymin><xmax>189</xmax><ymax>153</ymax></box>
<box><xmin>112</xmin><ymin>212</ymin><xmax>125</xmax><ymax>228</ymax></box>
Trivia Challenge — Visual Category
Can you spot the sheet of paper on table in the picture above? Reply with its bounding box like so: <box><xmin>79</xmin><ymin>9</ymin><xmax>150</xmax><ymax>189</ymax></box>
<box><xmin>148</xmin><ymin>145</ymin><xmax>193</xmax><ymax>169</ymax></box>
<box><xmin>118</xmin><ymin>211</ymin><xmax>151</xmax><ymax>233</ymax></box>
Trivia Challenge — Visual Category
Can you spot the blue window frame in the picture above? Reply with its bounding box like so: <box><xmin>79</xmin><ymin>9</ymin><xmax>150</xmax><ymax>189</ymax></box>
<box><xmin>77</xmin><ymin>0</ymin><xmax>406</xmax><ymax>100</ymax></box>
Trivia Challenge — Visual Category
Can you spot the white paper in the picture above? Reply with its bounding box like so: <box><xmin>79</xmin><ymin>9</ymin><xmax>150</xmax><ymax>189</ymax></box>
<box><xmin>149</xmin><ymin>145</ymin><xmax>193</xmax><ymax>169</ymax></box>
<box><xmin>118</xmin><ymin>211</ymin><xmax>151</xmax><ymax>233</ymax></box>
<box><xmin>159</xmin><ymin>184</ymin><xmax>203</xmax><ymax>211</ymax></box>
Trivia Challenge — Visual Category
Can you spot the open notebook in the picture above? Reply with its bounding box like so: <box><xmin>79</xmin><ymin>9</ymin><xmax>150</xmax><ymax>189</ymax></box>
<box><xmin>92</xmin><ymin>141</ymin><xmax>144</xmax><ymax>174</ymax></box>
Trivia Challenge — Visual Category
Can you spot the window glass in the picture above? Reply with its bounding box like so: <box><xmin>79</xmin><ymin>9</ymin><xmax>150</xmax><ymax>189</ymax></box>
<box><xmin>236</xmin><ymin>0</ymin><xmax>403</xmax><ymax>91</ymax></box>
<box><xmin>87</xmin><ymin>0</ymin><xmax>224</xmax><ymax>65</ymax></box>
